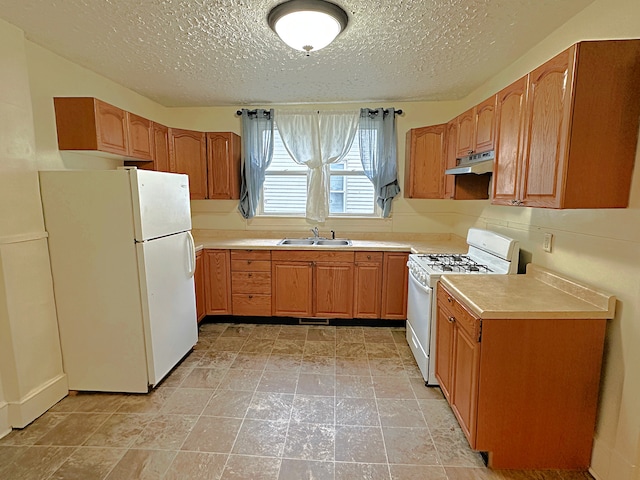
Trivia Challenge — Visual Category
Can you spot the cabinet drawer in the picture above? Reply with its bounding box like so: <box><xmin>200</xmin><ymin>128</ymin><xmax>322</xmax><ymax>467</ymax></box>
<box><xmin>438</xmin><ymin>284</ymin><xmax>480</xmax><ymax>339</ymax></box>
<box><xmin>232</xmin><ymin>272</ymin><xmax>271</xmax><ymax>294</ymax></box>
<box><xmin>231</xmin><ymin>259</ymin><xmax>271</xmax><ymax>272</ymax></box>
<box><xmin>232</xmin><ymin>294</ymin><xmax>271</xmax><ymax>316</ymax></box>
<box><xmin>355</xmin><ymin>251</ymin><xmax>383</xmax><ymax>263</ymax></box>
<box><xmin>230</xmin><ymin>250</ymin><xmax>271</xmax><ymax>261</ymax></box>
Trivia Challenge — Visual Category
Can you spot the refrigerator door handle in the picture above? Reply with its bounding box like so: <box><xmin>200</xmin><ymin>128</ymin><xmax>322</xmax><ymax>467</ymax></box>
<box><xmin>186</xmin><ymin>231</ymin><xmax>196</xmax><ymax>278</ymax></box>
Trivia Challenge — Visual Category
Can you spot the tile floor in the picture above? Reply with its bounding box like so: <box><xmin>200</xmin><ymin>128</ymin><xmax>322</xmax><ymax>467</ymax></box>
<box><xmin>0</xmin><ymin>322</ymin><xmax>595</xmax><ymax>480</ymax></box>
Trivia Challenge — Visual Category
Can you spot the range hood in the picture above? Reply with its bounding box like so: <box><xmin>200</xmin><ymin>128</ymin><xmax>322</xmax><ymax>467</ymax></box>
<box><xmin>445</xmin><ymin>150</ymin><xmax>495</xmax><ymax>175</ymax></box>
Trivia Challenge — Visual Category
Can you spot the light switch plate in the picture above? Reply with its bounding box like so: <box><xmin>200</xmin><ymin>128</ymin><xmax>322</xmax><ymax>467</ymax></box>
<box><xmin>543</xmin><ymin>233</ymin><xmax>553</xmax><ymax>253</ymax></box>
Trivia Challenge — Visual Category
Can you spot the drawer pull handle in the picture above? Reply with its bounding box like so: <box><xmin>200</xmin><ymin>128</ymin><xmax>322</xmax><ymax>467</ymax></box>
<box><xmin>248</xmin><ymin>273</ymin><xmax>253</xmax><ymax>278</ymax></box>
<box><xmin>447</xmin><ymin>297</ymin><xmax>452</xmax><ymax>303</ymax></box>
<box><xmin>248</xmin><ymin>295</ymin><xmax>253</xmax><ymax>299</ymax></box>
<box><xmin>448</xmin><ymin>316</ymin><xmax>456</xmax><ymax>323</ymax></box>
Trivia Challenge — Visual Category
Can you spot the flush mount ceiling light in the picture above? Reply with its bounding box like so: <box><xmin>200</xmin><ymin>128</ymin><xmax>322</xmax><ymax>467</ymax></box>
<box><xmin>268</xmin><ymin>0</ymin><xmax>349</xmax><ymax>54</ymax></box>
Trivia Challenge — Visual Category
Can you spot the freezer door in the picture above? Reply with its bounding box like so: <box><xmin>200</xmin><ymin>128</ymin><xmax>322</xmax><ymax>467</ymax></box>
<box><xmin>128</xmin><ymin>168</ymin><xmax>192</xmax><ymax>241</ymax></box>
<box><xmin>137</xmin><ymin>231</ymin><xmax>198</xmax><ymax>386</ymax></box>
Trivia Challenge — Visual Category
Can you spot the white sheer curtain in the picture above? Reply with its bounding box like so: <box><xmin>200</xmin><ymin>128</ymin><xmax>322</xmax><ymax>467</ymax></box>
<box><xmin>275</xmin><ymin>109</ymin><xmax>359</xmax><ymax>222</ymax></box>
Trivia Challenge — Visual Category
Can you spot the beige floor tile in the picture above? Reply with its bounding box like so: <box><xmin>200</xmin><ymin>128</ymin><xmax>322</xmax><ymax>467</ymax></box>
<box><xmin>278</xmin><ymin>458</ymin><xmax>334</xmax><ymax>480</ymax></box>
<box><xmin>160</xmin><ymin>365</ymin><xmax>193</xmax><ymax>387</ymax></box>
<box><xmin>300</xmin><ymin>355</ymin><xmax>336</xmax><ymax>375</ymax></box>
<box><xmin>163</xmin><ymin>451</ymin><xmax>227</xmax><ymax>480</ymax></box>
<box><xmin>297</xmin><ymin>373</ymin><xmax>336</xmax><ymax>396</ymax></box>
<box><xmin>265</xmin><ymin>353</ymin><xmax>303</xmax><ymax>372</ymax></box>
<box><xmin>218</xmin><ymin>368</ymin><xmax>263</xmax><ymax>391</ymax></box>
<box><xmin>277</xmin><ymin>325</ymin><xmax>309</xmax><ymax>340</ymax></box>
<box><xmin>133</xmin><ymin>414</ymin><xmax>198</xmax><ymax>450</ymax></box>
<box><xmin>335</xmin><ymin>425</ymin><xmax>387</xmax><ymax>463</ymax></box>
<box><xmin>418</xmin><ymin>399</ymin><xmax>458</xmax><ymax>431</ymax></box>
<box><xmin>49</xmin><ymin>392</ymin><xmax>125</xmax><ymax>413</ymax></box>
<box><xmin>390</xmin><ymin>464</ymin><xmax>448</xmax><ymax>479</ymax></box>
<box><xmin>231</xmin><ymin>352</ymin><xmax>270</xmax><ymax>370</ymax></box>
<box><xmin>366</xmin><ymin>343</ymin><xmax>401</xmax><ymax>359</ymax></box>
<box><xmin>221</xmin><ymin>325</ymin><xmax>255</xmax><ymax>337</ymax></box>
<box><xmin>373</xmin><ymin>376</ymin><xmax>416</xmax><ymax>399</ymax></box>
<box><xmin>334</xmin><ymin>461</ymin><xmax>391</xmax><ymax>480</ymax></box>
<box><xmin>240</xmin><ymin>338</ymin><xmax>275</xmax><ymax>354</ymax></box>
<box><xmin>377</xmin><ymin>398</ymin><xmax>426</xmax><ymax>427</ymax></box>
<box><xmin>410</xmin><ymin>379</ymin><xmax>444</xmax><ymax>399</ymax></box>
<box><xmin>335</xmin><ymin>327</ymin><xmax>365</xmax><ymax>343</ymax></box>
<box><xmin>0</xmin><ymin>445</ymin><xmax>75</xmax><ymax>480</ymax></box>
<box><xmin>232</xmin><ymin>419</ymin><xmax>288</xmax><ymax>456</ymax></box>
<box><xmin>160</xmin><ymin>388</ymin><xmax>214</xmax><ymax>415</ymax></box>
<box><xmin>363</xmin><ymin>328</ymin><xmax>395</xmax><ymax>343</ymax></box>
<box><xmin>291</xmin><ymin>395</ymin><xmax>335</xmax><ymax>423</ymax></box>
<box><xmin>212</xmin><ymin>337</ymin><xmax>247</xmax><ymax>352</ymax></box>
<box><xmin>336</xmin><ymin>397</ymin><xmax>380</xmax><ymax>426</ymax></box>
<box><xmin>116</xmin><ymin>387</ymin><xmax>176</xmax><ymax>414</ymax></box>
<box><xmin>283</xmin><ymin>422</ymin><xmax>335</xmax><ymax>461</ymax></box>
<box><xmin>272</xmin><ymin>339</ymin><xmax>306</xmax><ymax>355</ymax></box>
<box><xmin>105</xmin><ymin>448</ymin><xmax>176</xmax><ymax>480</ymax></box>
<box><xmin>431</xmin><ymin>425</ymin><xmax>485</xmax><ymax>467</ymax></box>
<box><xmin>0</xmin><ymin>412</ymin><xmax>68</xmax><ymax>446</ymax></box>
<box><xmin>304</xmin><ymin>340</ymin><xmax>337</xmax><ymax>357</ymax></box>
<box><xmin>336</xmin><ymin>357</ymin><xmax>371</xmax><ymax>376</ymax></box>
<box><xmin>49</xmin><ymin>446</ymin><xmax>126</xmax><ymax>480</ymax></box>
<box><xmin>246</xmin><ymin>392</ymin><xmax>294</xmax><ymax>421</ymax></box>
<box><xmin>197</xmin><ymin>350</ymin><xmax>238</xmax><ymax>369</ymax></box>
<box><xmin>83</xmin><ymin>413</ymin><xmax>153</xmax><ymax>447</ymax></box>
<box><xmin>221</xmin><ymin>454</ymin><xmax>281</xmax><ymax>480</ymax></box>
<box><xmin>307</xmin><ymin>327</ymin><xmax>336</xmax><ymax>341</ymax></box>
<box><xmin>336</xmin><ymin>341</ymin><xmax>368</xmax><ymax>358</ymax></box>
<box><xmin>202</xmin><ymin>390</ymin><xmax>254</xmax><ymax>418</ymax></box>
<box><xmin>180</xmin><ymin>367</ymin><xmax>227</xmax><ymax>389</ymax></box>
<box><xmin>336</xmin><ymin>375</ymin><xmax>375</xmax><ymax>398</ymax></box>
<box><xmin>247</xmin><ymin>325</ymin><xmax>282</xmax><ymax>340</ymax></box>
<box><xmin>181</xmin><ymin>416</ymin><xmax>243</xmax><ymax>453</ymax></box>
<box><xmin>382</xmin><ymin>427</ymin><xmax>439</xmax><ymax>465</ymax></box>
<box><xmin>369</xmin><ymin>357</ymin><xmax>408</xmax><ymax>376</ymax></box>
<box><xmin>257</xmin><ymin>370</ymin><xmax>299</xmax><ymax>394</ymax></box>
<box><xmin>35</xmin><ymin>413</ymin><xmax>109</xmax><ymax>446</ymax></box>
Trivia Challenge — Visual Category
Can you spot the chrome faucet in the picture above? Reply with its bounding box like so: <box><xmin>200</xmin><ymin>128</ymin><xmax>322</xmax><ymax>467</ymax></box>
<box><xmin>310</xmin><ymin>227</ymin><xmax>320</xmax><ymax>239</ymax></box>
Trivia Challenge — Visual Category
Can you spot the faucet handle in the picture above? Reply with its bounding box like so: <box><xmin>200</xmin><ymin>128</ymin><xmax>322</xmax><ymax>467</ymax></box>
<box><xmin>330</xmin><ymin>230</ymin><xmax>335</xmax><ymax>239</ymax></box>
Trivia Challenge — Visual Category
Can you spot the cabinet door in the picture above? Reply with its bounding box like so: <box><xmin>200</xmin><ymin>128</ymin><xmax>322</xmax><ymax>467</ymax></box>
<box><xmin>520</xmin><ymin>46</ymin><xmax>575</xmax><ymax>208</ymax></box>
<box><xmin>353</xmin><ymin>253</ymin><xmax>383</xmax><ymax>318</ymax></box>
<box><xmin>435</xmin><ymin>302</ymin><xmax>455</xmax><ymax>402</ymax></box>
<box><xmin>443</xmin><ymin>120</ymin><xmax>458</xmax><ymax>199</ymax></box>
<box><xmin>207</xmin><ymin>132</ymin><xmax>241</xmax><ymax>199</ymax></box>
<box><xmin>272</xmin><ymin>262</ymin><xmax>313</xmax><ymax>317</ymax></box>
<box><xmin>474</xmin><ymin>95</ymin><xmax>497</xmax><ymax>153</ymax></box>
<box><xmin>127</xmin><ymin>112</ymin><xmax>154</xmax><ymax>160</ymax></box>
<box><xmin>204</xmin><ymin>250</ymin><xmax>232</xmax><ymax>315</ymax></box>
<box><xmin>456</xmin><ymin>108</ymin><xmax>475</xmax><ymax>157</ymax></box>
<box><xmin>95</xmin><ymin>99</ymin><xmax>129</xmax><ymax>155</ymax></box>
<box><xmin>404</xmin><ymin>125</ymin><xmax>446</xmax><ymax>198</ymax></box>
<box><xmin>315</xmin><ymin>262</ymin><xmax>354</xmax><ymax>318</ymax></box>
<box><xmin>169</xmin><ymin>128</ymin><xmax>208</xmax><ymax>200</ymax></box>
<box><xmin>451</xmin><ymin>325</ymin><xmax>481</xmax><ymax>447</ymax></box>
<box><xmin>153</xmin><ymin>123</ymin><xmax>170</xmax><ymax>172</ymax></box>
<box><xmin>381</xmin><ymin>252</ymin><xmax>409</xmax><ymax>319</ymax></box>
<box><xmin>194</xmin><ymin>250</ymin><xmax>206</xmax><ymax>322</ymax></box>
<box><xmin>492</xmin><ymin>76</ymin><xmax>528</xmax><ymax>205</ymax></box>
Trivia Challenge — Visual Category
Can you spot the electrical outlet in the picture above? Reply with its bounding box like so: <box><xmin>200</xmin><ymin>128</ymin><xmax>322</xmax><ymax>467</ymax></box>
<box><xmin>543</xmin><ymin>233</ymin><xmax>553</xmax><ymax>253</ymax></box>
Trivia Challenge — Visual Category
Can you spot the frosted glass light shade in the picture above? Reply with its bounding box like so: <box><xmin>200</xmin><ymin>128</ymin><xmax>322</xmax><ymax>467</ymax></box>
<box><xmin>268</xmin><ymin>0</ymin><xmax>348</xmax><ymax>53</ymax></box>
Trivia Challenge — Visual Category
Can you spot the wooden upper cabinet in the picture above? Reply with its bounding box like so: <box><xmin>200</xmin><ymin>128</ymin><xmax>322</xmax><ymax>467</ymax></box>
<box><xmin>381</xmin><ymin>252</ymin><xmax>409</xmax><ymax>320</ymax></box>
<box><xmin>474</xmin><ymin>96</ymin><xmax>497</xmax><ymax>153</ymax></box>
<box><xmin>207</xmin><ymin>132</ymin><xmax>241</xmax><ymax>199</ymax></box>
<box><xmin>443</xmin><ymin>120</ymin><xmax>458</xmax><ymax>199</ymax></box>
<box><xmin>492</xmin><ymin>76</ymin><xmax>528</xmax><ymax>205</ymax></box>
<box><xmin>492</xmin><ymin>40</ymin><xmax>640</xmax><ymax>209</ymax></box>
<box><xmin>455</xmin><ymin>96</ymin><xmax>496</xmax><ymax>158</ymax></box>
<box><xmin>54</xmin><ymin>97</ymin><xmax>129</xmax><ymax>156</ymax></box>
<box><xmin>126</xmin><ymin>112</ymin><xmax>154</xmax><ymax>160</ymax></box>
<box><xmin>404</xmin><ymin>124</ymin><xmax>446</xmax><ymax>199</ymax></box>
<box><xmin>455</xmin><ymin>108</ymin><xmax>475</xmax><ymax>158</ymax></box>
<box><xmin>152</xmin><ymin>123</ymin><xmax>170</xmax><ymax>172</ymax></box>
<box><xmin>168</xmin><ymin>128</ymin><xmax>208</xmax><ymax>200</ymax></box>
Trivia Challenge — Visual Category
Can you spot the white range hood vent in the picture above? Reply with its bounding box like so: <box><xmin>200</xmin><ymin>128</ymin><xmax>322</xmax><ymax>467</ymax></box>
<box><xmin>445</xmin><ymin>150</ymin><xmax>495</xmax><ymax>175</ymax></box>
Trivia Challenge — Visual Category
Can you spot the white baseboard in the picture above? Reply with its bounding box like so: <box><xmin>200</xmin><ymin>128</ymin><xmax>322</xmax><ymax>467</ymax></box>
<box><xmin>7</xmin><ymin>374</ymin><xmax>67</xmax><ymax>428</ymax></box>
<box><xmin>0</xmin><ymin>401</ymin><xmax>10</xmax><ymax>439</ymax></box>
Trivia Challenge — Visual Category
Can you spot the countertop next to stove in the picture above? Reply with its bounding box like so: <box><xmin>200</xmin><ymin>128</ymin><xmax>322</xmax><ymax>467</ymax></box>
<box><xmin>192</xmin><ymin>230</ymin><xmax>468</xmax><ymax>254</ymax></box>
<box><xmin>439</xmin><ymin>264</ymin><xmax>616</xmax><ymax>320</ymax></box>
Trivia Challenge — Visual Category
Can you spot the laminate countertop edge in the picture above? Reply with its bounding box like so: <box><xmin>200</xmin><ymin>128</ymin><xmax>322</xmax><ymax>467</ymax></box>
<box><xmin>439</xmin><ymin>264</ymin><xmax>616</xmax><ymax>320</ymax></box>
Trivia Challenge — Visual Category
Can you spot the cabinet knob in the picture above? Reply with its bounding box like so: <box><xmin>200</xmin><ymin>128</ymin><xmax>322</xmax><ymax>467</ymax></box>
<box><xmin>248</xmin><ymin>273</ymin><xmax>253</xmax><ymax>278</ymax></box>
<box><xmin>247</xmin><ymin>260</ymin><xmax>252</xmax><ymax>265</ymax></box>
<box><xmin>448</xmin><ymin>316</ymin><xmax>456</xmax><ymax>323</ymax></box>
<box><xmin>447</xmin><ymin>297</ymin><xmax>452</xmax><ymax>303</ymax></box>
<box><xmin>248</xmin><ymin>295</ymin><xmax>253</xmax><ymax>299</ymax></box>
<box><xmin>366</xmin><ymin>255</ymin><xmax>371</xmax><ymax>260</ymax></box>
<box><xmin>468</xmin><ymin>150</ymin><xmax>474</xmax><ymax>155</ymax></box>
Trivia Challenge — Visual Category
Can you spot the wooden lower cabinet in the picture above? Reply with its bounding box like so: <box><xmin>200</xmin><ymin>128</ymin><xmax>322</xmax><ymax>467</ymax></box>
<box><xmin>435</xmin><ymin>282</ymin><xmax>607</xmax><ymax>469</ymax></box>
<box><xmin>230</xmin><ymin>250</ymin><xmax>272</xmax><ymax>316</ymax></box>
<box><xmin>194</xmin><ymin>249</ymin><xmax>206</xmax><ymax>323</ymax></box>
<box><xmin>314</xmin><ymin>262</ymin><xmax>354</xmax><ymax>318</ymax></box>
<box><xmin>271</xmin><ymin>260</ymin><xmax>314</xmax><ymax>317</ymax></box>
<box><xmin>204</xmin><ymin>249</ymin><xmax>232</xmax><ymax>315</ymax></box>
<box><xmin>380</xmin><ymin>252</ymin><xmax>409</xmax><ymax>319</ymax></box>
<box><xmin>353</xmin><ymin>252</ymin><xmax>383</xmax><ymax>318</ymax></box>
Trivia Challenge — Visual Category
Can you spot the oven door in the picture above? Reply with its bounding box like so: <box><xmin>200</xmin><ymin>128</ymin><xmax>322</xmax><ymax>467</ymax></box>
<box><xmin>406</xmin><ymin>268</ymin><xmax>435</xmax><ymax>384</ymax></box>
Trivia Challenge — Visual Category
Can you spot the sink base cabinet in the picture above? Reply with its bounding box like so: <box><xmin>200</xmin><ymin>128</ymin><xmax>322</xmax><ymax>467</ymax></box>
<box><xmin>436</xmin><ymin>283</ymin><xmax>607</xmax><ymax>469</ymax></box>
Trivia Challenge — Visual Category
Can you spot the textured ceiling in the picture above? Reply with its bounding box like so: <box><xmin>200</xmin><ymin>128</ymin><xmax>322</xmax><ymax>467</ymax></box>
<box><xmin>0</xmin><ymin>0</ymin><xmax>594</xmax><ymax>107</ymax></box>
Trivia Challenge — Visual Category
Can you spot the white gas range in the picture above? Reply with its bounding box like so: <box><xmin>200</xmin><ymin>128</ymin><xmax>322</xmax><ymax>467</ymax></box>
<box><xmin>406</xmin><ymin>228</ymin><xmax>519</xmax><ymax>385</ymax></box>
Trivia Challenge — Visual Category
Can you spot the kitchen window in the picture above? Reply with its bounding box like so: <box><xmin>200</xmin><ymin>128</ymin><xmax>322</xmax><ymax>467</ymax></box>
<box><xmin>260</xmin><ymin>127</ymin><xmax>377</xmax><ymax>216</ymax></box>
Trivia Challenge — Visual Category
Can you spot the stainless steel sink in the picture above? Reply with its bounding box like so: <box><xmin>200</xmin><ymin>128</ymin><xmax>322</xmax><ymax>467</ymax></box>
<box><xmin>277</xmin><ymin>238</ymin><xmax>352</xmax><ymax>247</ymax></box>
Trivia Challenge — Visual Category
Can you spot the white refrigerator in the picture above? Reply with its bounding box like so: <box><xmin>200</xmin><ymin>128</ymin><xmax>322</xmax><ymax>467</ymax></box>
<box><xmin>39</xmin><ymin>167</ymin><xmax>198</xmax><ymax>393</ymax></box>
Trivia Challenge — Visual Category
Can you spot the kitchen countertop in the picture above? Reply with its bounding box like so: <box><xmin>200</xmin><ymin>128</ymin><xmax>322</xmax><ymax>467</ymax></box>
<box><xmin>192</xmin><ymin>230</ymin><xmax>469</xmax><ymax>254</ymax></box>
<box><xmin>439</xmin><ymin>263</ymin><xmax>616</xmax><ymax>320</ymax></box>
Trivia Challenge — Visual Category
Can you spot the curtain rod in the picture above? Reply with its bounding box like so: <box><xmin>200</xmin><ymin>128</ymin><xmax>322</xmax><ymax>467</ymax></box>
<box><xmin>236</xmin><ymin>108</ymin><xmax>403</xmax><ymax>116</ymax></box>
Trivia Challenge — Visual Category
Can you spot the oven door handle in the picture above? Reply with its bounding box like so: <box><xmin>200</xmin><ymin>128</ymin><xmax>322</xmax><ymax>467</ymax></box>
<box><xmin>409</xmin><ymin>268</ymin><xmax>432</xmax><ymax>294</ymax></box>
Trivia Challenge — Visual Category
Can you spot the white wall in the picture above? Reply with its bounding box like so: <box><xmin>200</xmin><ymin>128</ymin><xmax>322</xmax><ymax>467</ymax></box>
<box><xmin>0</xmin><ymin>18</ymin><xmax>66</xmax><ymax>434</ymax></box>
